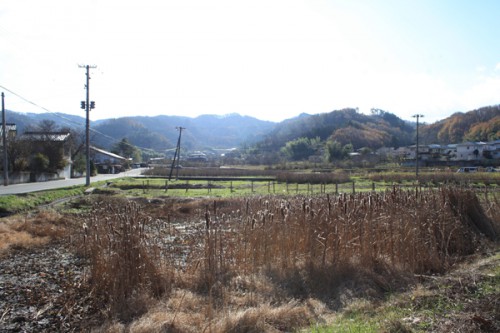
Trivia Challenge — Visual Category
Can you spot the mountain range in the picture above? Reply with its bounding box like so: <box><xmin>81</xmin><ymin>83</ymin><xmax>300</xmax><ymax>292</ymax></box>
<box><xmin>5</xmin><ymin>105</ymin><xmax>499</xmax><ymax>154</ymax></box>
<box><xmin>4</xmin><ymin>110</ymin><xmax>275</xmax><ymax>151</ymax></box>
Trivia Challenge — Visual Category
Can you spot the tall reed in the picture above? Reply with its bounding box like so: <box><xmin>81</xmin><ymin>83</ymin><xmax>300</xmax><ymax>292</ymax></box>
<box><xmin>82</xmin><ymin>198</ymin><xmax>171</xmax><ymax>321</ymax></box>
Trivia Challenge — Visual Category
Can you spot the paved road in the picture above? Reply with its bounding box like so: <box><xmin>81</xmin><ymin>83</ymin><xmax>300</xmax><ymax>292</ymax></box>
<box><xmin>0</xmin><ymin>168</ymin><xmax>146</xmax><ymax>195</ymax></box>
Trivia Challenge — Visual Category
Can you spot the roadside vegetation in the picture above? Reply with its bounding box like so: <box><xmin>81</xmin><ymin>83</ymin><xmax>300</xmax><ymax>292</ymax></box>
<box><xmin>0</xmin><ymin>186</ymin><xmax>85</xmax><ymax>216</ymax></box>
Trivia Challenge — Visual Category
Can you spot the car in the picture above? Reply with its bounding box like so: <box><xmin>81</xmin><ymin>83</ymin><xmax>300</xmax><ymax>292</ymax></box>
<box><xmin>456</xmin><ymin>167</ymin><xmax>478</xmax><ymax>173</ymax></box>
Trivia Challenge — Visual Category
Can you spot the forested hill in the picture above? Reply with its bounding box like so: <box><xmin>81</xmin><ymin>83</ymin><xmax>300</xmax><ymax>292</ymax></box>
<box><xmin>255</xmin><ymin>108</ymin><xmax>415</xmax><ymax>151</ymax></box>
<box><xmin>420</xmin><ymin>105</ymin><xmax>500</xmax><ymax>144</ymax></box>
<box><xmin>6</xmin><ymin>104</ymin><xmax>499</xmax><ymax>154</ymax></box>
<box><xmin>5</xmin><ymin>110</ymin><xmax>276</xmax><ymax>151</ymax></box>
<box><xmin>91</xmin><ymin>114</ymin><xmax>275</xmax><ymax>151</ymax></box>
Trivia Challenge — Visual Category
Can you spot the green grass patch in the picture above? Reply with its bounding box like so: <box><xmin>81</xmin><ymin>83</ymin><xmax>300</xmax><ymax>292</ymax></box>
<box><xmin>310</xmin><ymin>314</ymin><xmax>381</xmax><ymax>332</ymax></box>
<box><xmin>310</xmin><ymin>251</ymin><xmax>500</xmax><ymax>333</ymax></box>
<box><xmin>106</xmin><ymin>178</ymin><xmax>371</xmax><ymax>197</ymax></box>
<box><xmin>0</xmin><ymin>186</ymin><xmax>85</xmax><ymax>214</ymax></box>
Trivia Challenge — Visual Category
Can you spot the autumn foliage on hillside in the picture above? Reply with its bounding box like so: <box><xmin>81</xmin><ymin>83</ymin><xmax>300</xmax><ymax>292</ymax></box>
<box><xmin>421</xmin><ymin>105</ymin><xmax>500</xmax><ymax>143</ymax></box>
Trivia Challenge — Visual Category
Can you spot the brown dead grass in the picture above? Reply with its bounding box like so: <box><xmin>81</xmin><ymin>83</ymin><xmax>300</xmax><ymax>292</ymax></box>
<box><xmin>78</xmin><ymin>186</ymin><xmax>499</xmax><ymax>332</ymax></box>
<box><xmin>0</xmin><ymin>210</ymin><xmax>69</xmax><ymax>254</ymax></box>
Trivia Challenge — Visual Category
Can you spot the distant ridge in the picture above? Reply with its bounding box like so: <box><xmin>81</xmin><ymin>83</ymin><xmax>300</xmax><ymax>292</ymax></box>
<box><xmin>5</xmin><ymin>104</ymin><xmax>499</xmax><ymax>154</ymax></box>
<box><xmin>4</xmin><ymin>110</ymin><xmax>276</xmax><ymax>151</ymax></box>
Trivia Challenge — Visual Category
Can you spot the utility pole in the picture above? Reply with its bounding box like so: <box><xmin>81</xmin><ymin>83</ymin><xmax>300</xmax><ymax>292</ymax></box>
<box><xmin>79</xmin><ymin>65</ymin><xmax>96</xmax><ymax>186</ymax></box>
<box><xmin>2</xmin><ymin>92</ymin><xmax>8</xmax><ymax>186</ymax></box>
<box><xmin>412</xmin><ymin>114</ymin><xmax>424</xmax><ymax>179</ymax></box>
<box><xmin>169</xmin><ymin>126</ymin><xmax>185</xmax><ymax>180</ymax></box>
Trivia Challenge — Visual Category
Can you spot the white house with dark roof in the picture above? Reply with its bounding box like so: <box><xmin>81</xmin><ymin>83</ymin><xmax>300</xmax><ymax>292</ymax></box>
<box><xmin>90</xmin><ymin>146</ymin><xmax>129</xmax><ymax>174</ymax></box>
<box><xmin>456</xmin><ymin>142</ymin><xmax>481</xmax><ymax>161</ymax></box>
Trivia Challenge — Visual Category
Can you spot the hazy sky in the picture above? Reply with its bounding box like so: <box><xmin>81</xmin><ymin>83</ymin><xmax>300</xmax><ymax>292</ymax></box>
<box><xmin>1</xmin><ymin>0</ymin><xmax>499</xmax><ymax>123</ymax></box>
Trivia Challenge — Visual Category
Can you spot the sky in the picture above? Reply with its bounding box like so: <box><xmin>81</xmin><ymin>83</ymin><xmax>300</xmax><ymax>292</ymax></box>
<box><xmin>1</xmin><ymin>0</ymin><xmax>499</xmax><ymax>124</ymax></box>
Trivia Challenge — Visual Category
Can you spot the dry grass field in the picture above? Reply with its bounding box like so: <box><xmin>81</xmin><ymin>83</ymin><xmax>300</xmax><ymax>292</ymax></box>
<box><xmin>76</xmin><ymin>186</ymin><xmax>499</xmax><ymax>332</ymax></box>
<box><xmin>0</xmin><ymin>185</ymin><xmax>498</xmax><ymax>332</ymax></box>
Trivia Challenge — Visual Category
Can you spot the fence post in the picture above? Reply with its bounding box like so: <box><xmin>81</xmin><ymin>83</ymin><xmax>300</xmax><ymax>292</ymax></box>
<box><xmin>372</xmin><ymin>182</ymin><xmax>375</xmax><ymax>192</ymax></box>
<box><xmin>251</xmin><ymin>180</ymin><xmax>254</xmax><ymax>193</ymax></box>
<box><xmin>165</xmin><ymin>180</ymin><xmax>168</xmax><ymax>193</ymax></box>
<box><xmin>272</xmin><ymin>181</ymin><xmax>275</xmax><ymax>193</ymax></box>
<box><xmin>335</xmin><ymin>182</ymin><xmax>338</xmax><ymax>195</ymax></box>
<box><xmin>185</xmin><ymin>180</ymin><xmax>189</xmax><ymax>193</ymax></box>
<box><xmin>230</xmin><ymin>181</ymin><xmax>234</xmax><ymax>192</ymax></box>
<box><xmin>352</xmin><ymin>181</ymin><xmax>355</xmax><ymax>194</ymax></box>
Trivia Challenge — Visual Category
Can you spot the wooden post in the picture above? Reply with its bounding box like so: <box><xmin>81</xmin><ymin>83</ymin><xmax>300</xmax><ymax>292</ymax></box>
<box><xmin>251</xmin><ymin>180</ymin><xmax>254</xmax><ymax>193</ymax></box>
<box><xmin>185</xmin><ymin>180</ymin><xmax>189</xmax><ymax>193</ymax></box>
<box><xmin>165</xmin><ymin>180</ymin><xmax>168</xmax><ymax>192</ymax></box>
<box><xmin>352</xmin><ymin>181</ymin><xmax>355</xmax><ymax>194</ymax></box>
<box><xmin>372</xmin><ymin>182</ymin><xmax>375</xmax><ymax>192</ymax></box>
<box><xmin>335</xmin><ymin>182</ymin><xmax>338</xmax><ymax>195</ymax></box>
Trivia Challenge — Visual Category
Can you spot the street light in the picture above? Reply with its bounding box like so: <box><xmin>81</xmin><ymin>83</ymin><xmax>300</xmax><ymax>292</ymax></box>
<box><xmin>412</xmin><ymin>114</ymin><xmax>424</xmax><ymax>178</ymax></box>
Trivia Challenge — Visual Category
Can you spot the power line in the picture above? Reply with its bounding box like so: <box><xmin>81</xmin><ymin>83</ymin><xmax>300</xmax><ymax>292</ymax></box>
<box><xmin>0</xmin><ymin>84</ymin><xmax>85</xmax><ymax>129</ymax></box>
<box><xmin>0</xmin><ymin>84</ymin><xmax>159</xmax><ymax>153</ymax></box>
<box><xmin>0</xmin><ymin>85</ymin><xmax>104</xmax><ymax>146</ymax></box>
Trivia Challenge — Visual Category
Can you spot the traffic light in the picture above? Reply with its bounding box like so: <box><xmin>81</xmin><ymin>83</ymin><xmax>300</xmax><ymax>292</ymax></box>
<box><xmin>90</xmin><ymin>101</ymin><xmax>95</xmax><ymax>109</ymax></box>
<box><xmin>80</xmin><ymin>101</ymin><xmax>86</xmax><ymax>109</ymax></box>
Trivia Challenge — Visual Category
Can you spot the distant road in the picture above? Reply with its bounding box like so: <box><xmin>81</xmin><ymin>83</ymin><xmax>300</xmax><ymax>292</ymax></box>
<box><xmin>0</xmin><ymin>168</ymin><xmax>146</xmax><ymax>196</ymax></box>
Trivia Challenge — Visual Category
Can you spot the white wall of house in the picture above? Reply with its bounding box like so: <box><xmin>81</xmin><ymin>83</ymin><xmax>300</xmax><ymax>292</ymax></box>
<box><xmin>456</xmin><ymin>142</ymin><xmax>480</xmax><ymax>161</ymax></box>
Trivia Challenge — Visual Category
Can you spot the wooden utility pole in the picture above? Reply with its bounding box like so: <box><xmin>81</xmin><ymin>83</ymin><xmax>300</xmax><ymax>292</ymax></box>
<box><xmin>169</xmin><ymin>126</ymin><xmax>185</xmax><ymax>180</ymax></box>
<box><xmin>2</xmin><ymin>92</ymin><xmax>8</xmax><ymax>186</ymax></box>
<box><xmin>79</xmin><ymin>65</ymin><xmax>96</xmax><ymax>186</ymax></box>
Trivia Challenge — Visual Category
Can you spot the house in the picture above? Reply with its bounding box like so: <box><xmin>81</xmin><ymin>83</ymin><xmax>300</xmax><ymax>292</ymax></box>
<box><xmin>186</xmin><ymin>151</ymin><xmax>208</xmax><ymax>162</ymax></box>
<box><xmin>442</xmin><ymin>144</ymin><xmax>458</xmax><ymax>161</ymax></box>
<box><xmin>456</xmin><ymin>142</ymin><xmax>482</xmax><ymax>161</ymax></box>
<box><xmin>490</xmin><ymin>140</ymin><xmax>500</xmax><ymax>159</ymax></box>
<box><xmin>22</xmin><ymin>131</ymin><xmax>72</xmax><ymax>179</ymax></box>
<box><xmin>90</xmin><ymin>146</ymin><xmax>129</xmax><ymax>174</ymax></box>
<box><xmin>407</xmin><ymin>145</ymin><xmax>430</xmax><ymax>160</ymax></box>
<box><xmin>427</xmin><ymin>144</ymin><xmax>443</xmax><ymax>161</ymax></box>
<box><xmin>0</xmin><ymin>123</ymin><xmax>17</xmax><ymax>139</ymax></box>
